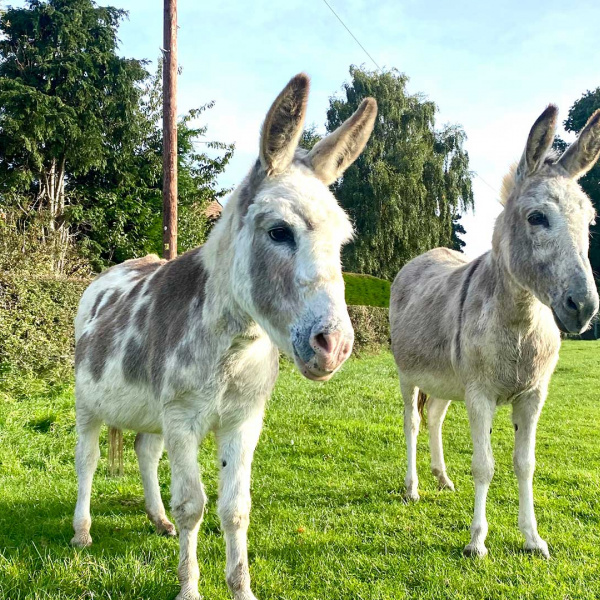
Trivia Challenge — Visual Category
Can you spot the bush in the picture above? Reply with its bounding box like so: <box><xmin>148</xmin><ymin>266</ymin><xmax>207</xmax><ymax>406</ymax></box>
<box><xmin>343</xmin><ymin>273</ymin><xmax>391</xmax><ymax>307</ymax></box>
<box><xmin>0</xmin><ymin>273</ymin><xmax>89</xmax><ymax>390</ymax></box>
<box><xmin>348</xmin><ymin>305</ymin><xmax>390</xmax><ymax>353</ymax></box>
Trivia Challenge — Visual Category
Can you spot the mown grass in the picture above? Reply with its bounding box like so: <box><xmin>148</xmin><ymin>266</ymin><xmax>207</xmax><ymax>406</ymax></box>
<box><xmin>343</xmin><ymin>273</ymin><xmax>391</xmax><ymax>307</ymax></box>
<box><xmin>1</xmin><ymin>341</ymin><xmax>599</xmax><ymax>599</ymax></box>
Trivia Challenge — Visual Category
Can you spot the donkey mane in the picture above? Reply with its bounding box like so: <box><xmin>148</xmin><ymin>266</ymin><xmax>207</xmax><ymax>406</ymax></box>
<box><xmin>500</xmin><ymin>151</ymin><xmax>561</xmax><ymax>206</ymax></box>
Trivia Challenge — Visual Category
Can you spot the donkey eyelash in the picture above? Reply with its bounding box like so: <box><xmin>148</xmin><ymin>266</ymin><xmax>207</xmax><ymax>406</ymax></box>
<box><xmin>268</xmin><ymin>227</ymin><xmax>295</xmax><ymax>245</ymax></box>
<box><xmin>527</xmin><ymin>211</ymin><xmax>549</xmax><ymax>228</ymax></box>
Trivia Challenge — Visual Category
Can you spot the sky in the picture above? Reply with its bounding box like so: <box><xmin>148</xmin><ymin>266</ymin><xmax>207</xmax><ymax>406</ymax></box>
<box><xmin>40</xmin><ymin>0</ymin><xmax>600</xmax><ymax>256</ymax></box>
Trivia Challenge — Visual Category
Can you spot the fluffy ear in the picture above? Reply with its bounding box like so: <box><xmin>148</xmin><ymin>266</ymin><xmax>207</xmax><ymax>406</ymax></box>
<box><xmin>516</xmin><ymin>105</ymin><xmax>558</xmax><ymax>182</ymax></box>
<box><xmin>557</xmin><ymin>109</ymin><xmax>600</xmax><ymax>179</ymax></box>
<box><xmin>260</xmin><ymin>73</ymin><xmax>310</xmax><ymax>177</ymax></box>
<box><xmin>307</xmin><ymin>97</ymin><xmax>377</xmax><ymax>185</ymax></box>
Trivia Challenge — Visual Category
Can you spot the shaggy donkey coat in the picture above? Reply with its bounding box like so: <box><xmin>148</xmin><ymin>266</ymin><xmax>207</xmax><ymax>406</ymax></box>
<box><xmin>390</xmin><ymin>106</ymin><xmax>600</xmax><ymax>558</ymax></box>
<box><xmin>71</xmin><ymin>73</ymin><xmax>377</xmax><ymax>600</ymax></box>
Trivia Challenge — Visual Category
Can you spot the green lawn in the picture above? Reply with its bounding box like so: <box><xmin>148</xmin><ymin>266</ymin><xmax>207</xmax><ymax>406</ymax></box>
<box><xmin>1</xmin><ymin>341</ymin><xmax>599</xmax><ymax>599</ymax></box>
<box><xmin>343</xmin><ymin>272</ymin><xmax>391</xmax><ymax>307</ymax></box>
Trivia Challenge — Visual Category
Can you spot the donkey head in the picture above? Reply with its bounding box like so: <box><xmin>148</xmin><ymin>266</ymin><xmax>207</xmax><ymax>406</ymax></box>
<box><xmin>231</xmin><ymin>73</ymin><xmax>377</xmax><ymax>380</ymax></box>
<box><xmin>495</xmin><ymin>106</ymin><xmax>600</xmax><ymax>333</ymax></box>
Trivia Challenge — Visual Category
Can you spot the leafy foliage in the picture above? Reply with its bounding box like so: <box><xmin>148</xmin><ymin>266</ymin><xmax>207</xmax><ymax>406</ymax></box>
<box><xmin>0</xmin><ymin>0</ymin><xmax>233</xmax><ymax>272</ymax></box>
<box><xmin>71</xmin><ymin>64</ymin><xmax>234</xmax><ymax>268</ymax></box>
<box><xmin>0</xmin><ymin>0</ymin><xmax>148</xmax><ymax>269</ymax></box>
<box><xmin>326</xmin><ymin>67</ymin><xmax>474</xmax><ymax>280</ymax></box>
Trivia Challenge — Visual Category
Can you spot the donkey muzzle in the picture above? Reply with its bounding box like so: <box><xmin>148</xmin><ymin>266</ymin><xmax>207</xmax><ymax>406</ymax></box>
<box><xmin>292</xmin><ymin>323</ymin><xmax>354</xmax><ymax>381</ymax></box>
<box><xmin>552</xmin><ymin>287</ymin><xmax>599</xmax><ymax>334</ymax></box>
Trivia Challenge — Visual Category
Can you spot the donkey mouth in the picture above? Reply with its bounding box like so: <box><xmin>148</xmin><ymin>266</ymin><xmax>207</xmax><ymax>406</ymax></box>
<box><xmin>292</xmin><ymin>348</ymin><xmax>336</xmax><ymax>381</ymax></box>
<box><xmin>551</xmin><ymin>307</ymin><xmax>574</xmax><ymax>334</ymax></box>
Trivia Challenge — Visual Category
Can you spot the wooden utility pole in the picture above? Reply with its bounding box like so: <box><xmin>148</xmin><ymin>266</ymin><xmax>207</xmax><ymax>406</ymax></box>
<box><xmin>162</xmin><ymin>0</ymin><xmax>178</xmax><ymax>260</ymax></box>
<box><xmin>107</xmin><ymin>0</ymin><xmax>178</xmax><ymax>478</ymax></box>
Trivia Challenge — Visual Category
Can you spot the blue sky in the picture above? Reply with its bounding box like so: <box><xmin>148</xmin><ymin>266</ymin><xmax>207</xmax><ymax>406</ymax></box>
<box><xmin>25</xmin><ymin>0</ymin><xmax>600</xmax><ymax>255</ymax></box>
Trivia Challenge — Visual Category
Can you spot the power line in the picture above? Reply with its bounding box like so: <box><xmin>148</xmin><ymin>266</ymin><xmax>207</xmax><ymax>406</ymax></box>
<box><xmin>320</xmin><ymin>0</ymin><xmax>382</xmax><ymax>72</ymax></box>
<box><xmin>475</xmin><ymin>173</ymin><xmax>498</xmax><ymax>195</ymax></box>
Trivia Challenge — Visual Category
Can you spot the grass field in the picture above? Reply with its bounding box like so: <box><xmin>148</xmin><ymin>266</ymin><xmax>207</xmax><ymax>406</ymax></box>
<box><xmin>343</xmin><ymin>273</ymin><xmax>391</xmax><ymax>307</ymax></box>
<box><xmin>1</xmin><ymin>341</ymin><xmax>599</xmax><ymax>599</ymax></box>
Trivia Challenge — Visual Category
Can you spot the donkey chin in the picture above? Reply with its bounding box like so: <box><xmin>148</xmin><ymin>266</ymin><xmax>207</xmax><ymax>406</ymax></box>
<box><xmin>291</xmin><ymin>321</ymin><xmax>354</xmax><ymax>381</ymax></box>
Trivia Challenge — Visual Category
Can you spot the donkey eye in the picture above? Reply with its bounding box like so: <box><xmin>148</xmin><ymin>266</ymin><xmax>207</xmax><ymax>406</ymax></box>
<box><xmin>268</xmin><ymin>227</ymin><xmax>295</xmax><ymax>245</ymax></box>
<box><xmin>527</xmin><ymin>211</ymin><xmax>549</xmax><ymax>228</ymax></box>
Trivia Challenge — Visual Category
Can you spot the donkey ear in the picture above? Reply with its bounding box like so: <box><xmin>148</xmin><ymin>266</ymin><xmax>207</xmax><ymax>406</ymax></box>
<box><xmin>307</xmin><ymin>97</ymin><xmax>377</xmax><ymax>185</ymax></box>
<box><xmin>259</xmin><ymin>73</ymin><xmax>310</xmax><ymax>178</ymax></box>
<box><xmin>516</xmin><ymin>105</ymin><xmax>558</xmax><ymax>182</ymax></box>
<box><xmin>557</xmin><ymin>110</ymin><xmax>600</xmax><ymax>180</ymax></box>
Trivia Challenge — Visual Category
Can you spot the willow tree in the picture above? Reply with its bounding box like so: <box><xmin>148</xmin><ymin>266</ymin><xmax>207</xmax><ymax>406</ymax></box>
<box><xmin>327</xmin><ymin>67</ymin><xmax>474</xmax><ymax>280</ymax></box>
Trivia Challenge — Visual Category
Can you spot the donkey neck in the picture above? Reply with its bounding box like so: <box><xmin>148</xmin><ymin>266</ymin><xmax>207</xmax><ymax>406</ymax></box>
<box><xmin>201</xmin><ymin>184</ymin><xmax>267</xmax><ymax>343</ymax></box>
<box><xmin>487</xmin><ymin>248</ymin><xmax>550</xmax><ymax>331</ymax></box>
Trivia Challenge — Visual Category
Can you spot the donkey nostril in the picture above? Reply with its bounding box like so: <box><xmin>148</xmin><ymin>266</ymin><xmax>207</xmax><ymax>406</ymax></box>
<box><xmin>314</xmin><ymin>333</ymin><xmax>331</xmax><ymax>354</ymax></box>
<box><xmin>567</xmin><ymin>296</ymin><xmax>579</xmax><ymax>313</ymax></box>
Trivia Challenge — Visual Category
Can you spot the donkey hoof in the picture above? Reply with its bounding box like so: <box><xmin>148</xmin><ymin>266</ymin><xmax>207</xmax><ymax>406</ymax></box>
<box><xmin>175</xmin><ymin>588</ymin><xmax>201</xmax><ymax>600</ymax></box>
<box><xmin>70</xmin><ymin>532</ymin><xmax>92</xmax><ymax>548</ymax></box>
<box><xmin>463</xmin><ymin>543</ymin><xmax>488</xmax><ymax>558</ymax></box>
<box><xmin>437</xmin><ymin>475</ymin><xmax>455</xmax><ymax>491</ymax></box>
<box><xmin>524</xmin><ymin>539</ymin><xmax>550</xmax><ymax>559</ymax></box>
<box><xmin>234</xmin><ymin>591</ymin><xmax>258</xmax><ymax>600</ymax></box>
<box><xmin>156</xmin><ymin>520</ymin><xmax>177</xmax><ymax>537</ymax></box>
<box><xmin>404</xmin><ymin>490</ymin><xmax>420</xmax><ymax>502</ymax></box>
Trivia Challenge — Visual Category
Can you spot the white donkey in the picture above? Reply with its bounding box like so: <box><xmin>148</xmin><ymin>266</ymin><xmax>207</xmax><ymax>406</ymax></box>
<box><xmin>390</xmin><ymin>106</ymin><xmax>600</xmax><ymax>558</ymax></box>
<box><xmin>71</xmin><ymin>73</ymin><xmax>377</xmax><ymax>600</ymax></box>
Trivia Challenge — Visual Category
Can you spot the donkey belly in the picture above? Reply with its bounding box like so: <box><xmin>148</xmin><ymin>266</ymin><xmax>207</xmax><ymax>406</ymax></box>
<box><xmin>76</xmin><ymin>367</ymin><xmax>163</xmax><ymax>434</ymax></box>
<box><xmin>399</xmin><ymin>367</ymin><xmax>465</xmax><ymax>402</ymax></box>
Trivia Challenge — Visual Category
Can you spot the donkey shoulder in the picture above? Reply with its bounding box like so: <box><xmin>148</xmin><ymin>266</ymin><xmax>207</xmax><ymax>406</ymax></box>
<box><xmin>391</xmin><ymin>247</ymin><xmax>468</xmax><ymax>306</ymax></box>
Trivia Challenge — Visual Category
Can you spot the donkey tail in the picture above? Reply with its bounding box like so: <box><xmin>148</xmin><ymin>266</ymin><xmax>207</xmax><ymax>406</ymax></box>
<box><xmin>108</xmin><ymin>427</ymin><xmax>124</xmax><ymax>477</ymax></box>
<box><xmin>417</xmin><ymin>390</ymin><xmax>429</xmax><ymax>421</ymax></box>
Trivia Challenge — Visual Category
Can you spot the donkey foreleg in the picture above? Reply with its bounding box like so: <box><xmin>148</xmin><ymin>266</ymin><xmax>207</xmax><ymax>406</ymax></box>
<box><xmin>164</xmin><ymin>421</ymin><xmax>209</xmax><ymax>600</ymax></box>
<box><xmin>426</xmin><ymin>398</ymin><xmax>454</xmax><ymax>491</ymax></box>
<box><xmin>134</xmin><ymin>433</ymin><xmax>176</xmax><ymax>537</ymax></box>
<box><xmin>400</xmin><ymin>380</ymin><xmax>421</xmax><ymax>501</ymax></box>
<box><xmin>464</xmin><ymin>392</ymin><xmax>496</xmax><ymax>557</ymax></box>
<box><xmin>216</xmin><ymin>412</ymin><xmax>264</xmax><ymax>600</ymax></box>
<box><xmin>512</xmin><ymin>392</ymin><xmax>549</xmax><ymax>558</ymax></box>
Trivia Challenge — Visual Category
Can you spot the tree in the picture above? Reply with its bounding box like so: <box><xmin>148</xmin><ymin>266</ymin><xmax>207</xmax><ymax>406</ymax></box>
<box><xmin>556</xmin><ymin>88</ymin><xmax>600</xmax><ymax>286</ymax></box>
<box><xmin>0</xmin><ymin>1</ymin><xmax>234</xmax><ymax>272</ymax></box>
<box><xmin>0</xmin><ymin>0</ymin><xmax>148</xmax><ymax>271</ymax></box>
<box><xmin>451</xmin><ymin>214</ymin><xmax>467</xmax><ymax>252</ymax></box>
<box><xmin>326</xmin><ymin>67</ymin><xmax>474</xmax><ymax>280</ymax></box>
<box><xmin>71</xmin><ymin>63</ymin><xmax>234</xmax><ymax>268</ymax></box>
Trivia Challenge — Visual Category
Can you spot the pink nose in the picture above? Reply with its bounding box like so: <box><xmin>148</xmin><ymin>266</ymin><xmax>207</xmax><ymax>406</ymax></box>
<box><xmin>310</xmin><ymin>330</ymin><xmax>353</xmax><ymax>371</ymax></box>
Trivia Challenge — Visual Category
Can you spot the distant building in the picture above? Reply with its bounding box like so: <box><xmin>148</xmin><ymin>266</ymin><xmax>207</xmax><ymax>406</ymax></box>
<box><xmin>205</xmin><ymin>200</ymin><xmax>222</xmax><ymax>222</ymax></box>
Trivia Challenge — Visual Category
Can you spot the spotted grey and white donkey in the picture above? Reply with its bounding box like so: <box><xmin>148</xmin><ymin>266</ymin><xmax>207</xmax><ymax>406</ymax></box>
<box><xmin>390</xmin><ymin>106</ymin><xmax>600</xmax><ymax>558</ymax></box>
<box><xmin>71</xmin><ymin>73</ymin><xmax>377</xmax><ymax>600</ymax></box>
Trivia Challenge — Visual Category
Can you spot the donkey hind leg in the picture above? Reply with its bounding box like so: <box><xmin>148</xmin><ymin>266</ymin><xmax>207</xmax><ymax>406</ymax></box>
<box><xmin>134</xmin><ymin>433</ymin><xmax>176</xmax><ymax>537</ymax></box>
<box><xmin>426</xmin><ymin>398</ymin><xmax>454</xmax><ymax>491</ymax></box>
<box><xmin>464</xmin><ymin>391</ymin><xmax>496</xmax><ymax>558</ymax></box>
<box><xmin>216</xmin><ymin>412</ymin><xmax>264</xmax><ymax>600</ymax></box>
<box><xmin>400</xmin><ymin>379</ymin><xmax>421</xmax><ymax>501</ymax></box>
<box><xmin>512</xmin><ymin>392</ymin><xmax>549</xmax><ymax>558</ymax></box>
<box><xmin>71</xmin><ymin>416</ymin><xmax>103</xmax><ymax>547</ymax></box>
<box><xmin>165</xmin><ymin>424</ymin><xmax>208</xmax><ymax>600</ymax></box>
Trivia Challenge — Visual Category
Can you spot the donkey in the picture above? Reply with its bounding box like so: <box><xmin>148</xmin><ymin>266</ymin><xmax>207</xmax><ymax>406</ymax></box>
<box><xmin>71</xmin><ymin>73</ymin><xmax>377</xmax><ymax>600</ymax></box>
<box><xmin>390</xmin><ymin>105</ymin><xmax>600</xmax><ymax>558</ymax></box>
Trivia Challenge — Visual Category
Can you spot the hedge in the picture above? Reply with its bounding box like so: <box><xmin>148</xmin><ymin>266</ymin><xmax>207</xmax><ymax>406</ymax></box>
<box><xmin>0</xmin><ymin>273</ymin><xmax>89</xmax><ymax>387</ymax></box>
<box><xmin>0</xmin><ymin>276</ymin><xmax>391</xmax><ymax>389</ymax></box>
<box><xmin>347</xmin><ymin>305</ymin><xmax>390</xmax><ymax>352</ymax></box>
